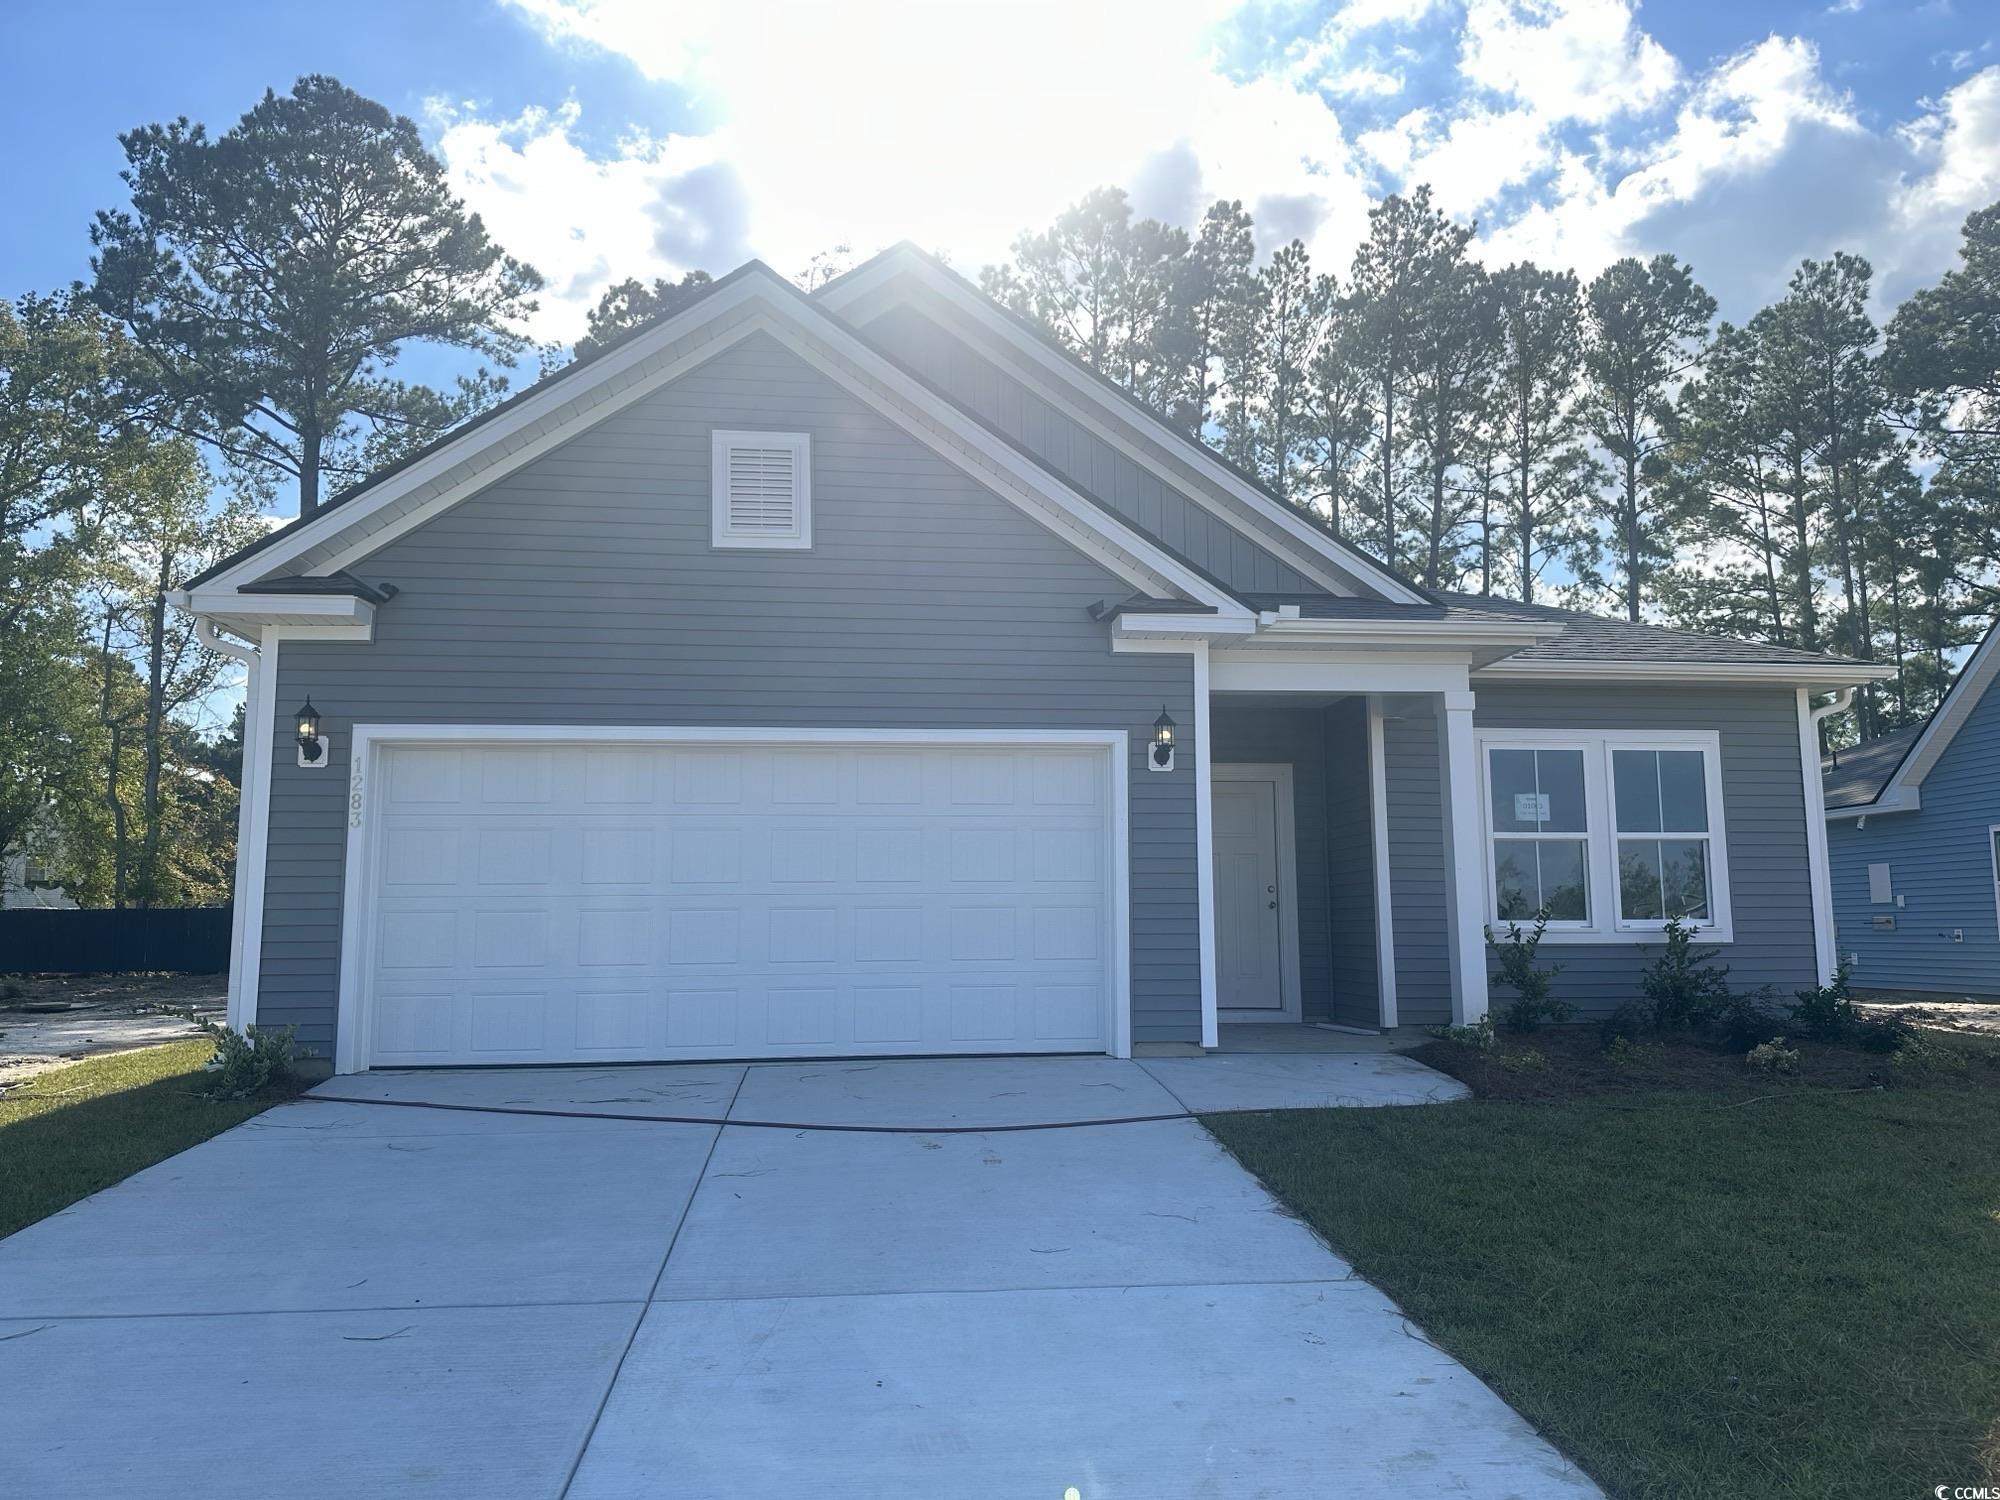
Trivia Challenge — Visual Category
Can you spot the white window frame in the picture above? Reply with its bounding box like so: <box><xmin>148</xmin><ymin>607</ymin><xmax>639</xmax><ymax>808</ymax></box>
<box><xmin>1476</xmin><ymin>728</ymin><xmax>1734</xmax><ymax>945</ymax></box>
<box><xmin>711</xmin><ymin>429</ymin><xmax>811</xmax><ymax>549</ymax></box>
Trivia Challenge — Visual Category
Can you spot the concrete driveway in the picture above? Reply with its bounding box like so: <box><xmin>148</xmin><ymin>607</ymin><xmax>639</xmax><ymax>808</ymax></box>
<box><xmin>0</xmin><ymin>1053</ymin><xmax>1596</xmax><ymax>1498</ymax></box>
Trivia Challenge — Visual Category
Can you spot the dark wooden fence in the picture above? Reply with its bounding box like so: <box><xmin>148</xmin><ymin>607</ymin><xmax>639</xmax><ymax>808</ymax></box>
<box><xmin>0</xmin><ymin>907</ymin><xmax>231</xmax><ymax>974</ymax></box>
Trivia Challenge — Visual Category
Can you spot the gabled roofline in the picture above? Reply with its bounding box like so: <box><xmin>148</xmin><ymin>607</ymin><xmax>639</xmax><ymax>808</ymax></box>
<box><xmin>1823</xmin><ymin>616</ymin><xmax>1999</xmax><ymax>819</ymax></box>
<box><xmin>180</xmin><ymin>262</ymin><xmax>1253</xmax><ymax>626</ymax></box>
<box><xmin>816</xmin><ymin>243</ymin><xmax>1433</xmax><ymax>608</ymax></box>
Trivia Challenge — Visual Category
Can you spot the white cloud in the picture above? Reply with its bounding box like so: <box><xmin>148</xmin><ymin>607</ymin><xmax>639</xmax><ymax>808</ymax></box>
<box><xmin>442</xmin><ymin>1</ymin><xmax>2000</xmax><ymax>341</ymax></box>
<box><xmin>1459</xmin><ymin>0</ymin><xmax>1679</xmax><ymax>125</ymax></box>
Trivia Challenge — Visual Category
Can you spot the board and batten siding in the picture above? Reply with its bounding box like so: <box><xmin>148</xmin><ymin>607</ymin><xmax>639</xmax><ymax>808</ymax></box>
<box><xmin>859</xmin><ymin>300</ymin><xmax>1326</xmax><ymax>597</ymax></box>
<box><xmin>1827</xmin><ymin>676</ymin><xmax>2000</xmax><ymax>996</ymax></box>
<box><xmin>255</xmin><ymin>332</ymin><xmax>1201</xmax><ymax>1054</ymax></box>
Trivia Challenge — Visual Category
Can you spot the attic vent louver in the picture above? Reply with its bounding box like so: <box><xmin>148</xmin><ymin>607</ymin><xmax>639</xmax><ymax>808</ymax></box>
<box><xmin>712</xmin><ymin>430</ymin><xmax>811</xmax><ymax>549</ymax></box>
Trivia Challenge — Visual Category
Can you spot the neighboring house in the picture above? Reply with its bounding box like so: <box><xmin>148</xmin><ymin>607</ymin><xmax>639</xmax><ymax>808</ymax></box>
<box><xmin>1823</xmin><ymin>620</ymin><xmax>2000</xmax><ymax>997</ymax></box>
<box><xmin>171</xmin><ymin>246</ymin><xmax>1886</xmax><ymax>1074</ymax></box>
<box><xmin>1</xmin><ymin>848</ymin><xmax>78</xmax><ymax>911</ymax></box>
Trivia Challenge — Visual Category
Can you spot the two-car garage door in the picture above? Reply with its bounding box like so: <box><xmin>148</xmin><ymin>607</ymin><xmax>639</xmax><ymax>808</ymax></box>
<box><xmin>358</xmin><ymin>737</ymin><xmax>1116</xmax><ymax>1067</ymax></box>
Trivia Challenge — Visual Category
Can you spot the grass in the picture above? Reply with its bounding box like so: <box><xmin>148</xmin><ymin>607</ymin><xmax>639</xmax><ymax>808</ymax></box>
<box><xmin>0</xmin><ymin>1039</ymin><xmax>299</xmax><ymax>1240</ymax></box>
<box><xmin>1206</xmin><ymin>1087</ymin><xmax>2000</xmax><ymax>1499</ymax></box>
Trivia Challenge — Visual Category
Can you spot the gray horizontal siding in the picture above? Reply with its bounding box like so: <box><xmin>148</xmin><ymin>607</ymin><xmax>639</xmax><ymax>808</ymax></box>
<box><xmin>1322</xmin><ymin>699</ymin><xmax>1381</xmax><ymax>1026</ymax></box>
<box><xmin>1472</xmin><ymin>684</ymin><xmax>1819</xmax><ymax>1014</ymax></box>
<box><xmin>860</xmin><ymin>301</ymin><xmax>1325</xmax><ymax>597</ymax></box>
<box><xmin>257</xmin><ymin>332</ymin><xmax>1200</xmax><ymax>1055</ymax></box>
<box><xmin>1828</xmin><ymin>679</ymin><xmax>2000</xmax><ymax>996</ymax></box>
<box><xmin>1383</xmin><ymin>707</ymin><xmax>1453</xmax><ymax>1026</ymax></box>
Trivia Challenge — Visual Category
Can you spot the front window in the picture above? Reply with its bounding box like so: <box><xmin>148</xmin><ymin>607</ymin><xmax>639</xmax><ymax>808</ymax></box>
<box><xmin>1479</xmin><ymin>732</ymin><xmax>1732</xmax><ymax>942</ymax></box>
<box><xmin>1488</xmin><ymin>747</ymin><xmax>1590</xmax><ymax>923</ymax></box>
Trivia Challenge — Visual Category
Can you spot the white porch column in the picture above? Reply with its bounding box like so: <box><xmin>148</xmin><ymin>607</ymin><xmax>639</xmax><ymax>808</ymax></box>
<box><xmin>1436</xmin><ymin>688</ymin><xmax>1489</xmax><ymax>1026</ymax></box>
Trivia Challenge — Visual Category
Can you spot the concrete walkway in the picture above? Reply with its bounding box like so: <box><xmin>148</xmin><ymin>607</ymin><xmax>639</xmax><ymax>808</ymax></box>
<box><xmin>0</xmin><ymin>1052</ymin><xmax>1596</xmax><ymax>1499</ymax></box>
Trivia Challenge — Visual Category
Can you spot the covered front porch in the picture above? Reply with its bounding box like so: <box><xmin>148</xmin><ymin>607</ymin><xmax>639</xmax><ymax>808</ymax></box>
<box><xmin>1208</xmin><ymin>686</ymin><xmax>1485</xmax><ymax>1041</ymax></box>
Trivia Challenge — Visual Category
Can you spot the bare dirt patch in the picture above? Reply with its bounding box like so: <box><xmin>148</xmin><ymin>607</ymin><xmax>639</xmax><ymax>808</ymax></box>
<box><xmin>0</xmin><ymin>974</ymin><xmax>224</xmax><ymax>1088</ymax></box>
<box><xmin>1856</xmin><ymin>995</ymin><xmax>2000</xmax><ymax>1038</ymax></box>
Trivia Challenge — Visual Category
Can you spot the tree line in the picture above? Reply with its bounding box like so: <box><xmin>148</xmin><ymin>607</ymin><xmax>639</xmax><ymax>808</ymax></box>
<box><xmin>7</xmin><ymin>73</ymin><xmax>1999</xmax><ymax>903</ymax></box>
<box><xmin>974</xmin><ymin>187</ymin><xmax>2000</xmax><ymax>740</ymax></box>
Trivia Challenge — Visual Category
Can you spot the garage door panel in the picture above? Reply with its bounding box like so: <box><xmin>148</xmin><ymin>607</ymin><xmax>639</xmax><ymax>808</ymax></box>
<box><xmin>364</xmin><ymin>742</ymin><xmax>1112</xmax><ymax>1067</ymax></box>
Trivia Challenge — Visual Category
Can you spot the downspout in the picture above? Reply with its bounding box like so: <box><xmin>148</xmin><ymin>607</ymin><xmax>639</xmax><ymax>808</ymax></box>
<box><xmin>1799</xmin><ymin>687</ymin><xmax>1857</xmax><ymax>987</ymax></box>
<box><xmin>197</xmin><ymin>617</ymin><xmax>264</xmax><ymax>1033</ymax></box>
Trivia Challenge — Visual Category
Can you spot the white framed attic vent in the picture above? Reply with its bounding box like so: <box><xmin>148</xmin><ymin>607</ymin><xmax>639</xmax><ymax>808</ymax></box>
<box><xmin>712</xmin><ymin>430</ymin><xmax>811</xmax><ymax>549</ymax></box>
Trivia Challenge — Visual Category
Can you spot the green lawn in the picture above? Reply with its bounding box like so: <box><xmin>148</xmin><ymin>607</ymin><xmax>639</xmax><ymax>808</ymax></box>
<box><xmin>0</xmin><ymin>1040</ymin><xmax>296</xmax><ymax>1240</ymax></box>
<box><xmin>1207</xmin><ymin>1089</ymin><xmax>2000</xmax><ymax>1500</ymax></box>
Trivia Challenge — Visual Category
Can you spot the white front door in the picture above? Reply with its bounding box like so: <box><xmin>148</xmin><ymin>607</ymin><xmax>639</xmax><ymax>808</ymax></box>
<box><xmin>1213</xmin><ymin>770</ymin><xmax>1290</xmax><ymax>1014</ymax></box>
<box><xmin>356</xmin><ymin>737</ymin><xmax>1115</xmax><ymax>1067</ymax></box>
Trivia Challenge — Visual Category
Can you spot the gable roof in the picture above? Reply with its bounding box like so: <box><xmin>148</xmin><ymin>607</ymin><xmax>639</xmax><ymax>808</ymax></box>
<box><xmin>1822</xmin><ymin>616</ymin><xmax>2000</xmax><ymax>817</ymax></box>
<box><xmin>815</xmin><ymin>242</ymin><xmax>1432</xmax><ymax>607</ymax></box>
<box><xmin>175</xmin><ymin>262</ymin><xmax>1253</xmax><ymax>628</ymax></box>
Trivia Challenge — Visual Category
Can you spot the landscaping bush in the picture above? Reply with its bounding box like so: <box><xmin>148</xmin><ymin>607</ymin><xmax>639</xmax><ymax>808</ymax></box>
<box><xmin>1638</xmin><ymin>919</ymin><xmax>1736</xmax><ymax>1031</ymax></box>
<box><xmin>1716</xmin><ymin>990</ymin><xmax>1784</xmax><ymax>1049</ymax></box>
<box><xmin>1598</xmin><ymin>1001</ymin><xmax>1650</xmax><ymax>1047</ymax></box>
<box><xmin>1603</xmin><ymin>1035</ymin><xmax>1660</xmax><ymax>1069</ymax></box>
<box><xmin>1790</xmin><ymin>960</ymin><xmax>1859</xmax><ymax>1039</ymax></box>
<box><xmin>1427</xmin><ymin>1015</ymin><xmax>1496</xmax><ymax>1052</ymax></box>
<box><xmin>1485</xmin><ymin>912</ymin><xmax>1574</xmax><ymax>1033</ymax></box>
<box><xmin>1746</xmin><ymin>1037</ymin><xmax>1800</xmax><ymax>1075</ymax></box>
<box><xmin>1853</xmin><ymin>1011</ymin><xmax>1916</xmax><ymax>1053</ymax></box>
<box><xmin>1889</xmin><ymin>1032</ymin><xmax>1970</xmax><ymax>1082</ymax></box>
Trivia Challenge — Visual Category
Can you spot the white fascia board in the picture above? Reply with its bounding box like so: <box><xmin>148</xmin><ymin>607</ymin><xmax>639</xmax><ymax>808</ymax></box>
<box><xmin>1243</xmin><ymin>618</ymin><xmax>1555</xmax><ymax>652</ymax></box>
<box><xmin>1111</xmin><ymin>613</ymin><xmax>1260</xmax><ymax>642</ymax></box>
<box><xmin>1475</xmin><ymin>658</ymin><xmax>1898</xmax><ymax>688</ymax></box>
<box><xmin>1882</xmin><ymin>623</ymin><xmax>2000</xmax><ymax>797</ymax></box>
<box><xmin>820</xmin><ymin>249</ymin><xmax>1429</xmax><ymax>606</ymax></box>
<box><xmin>172</xmin><ymin>587</ymin><xmax>376</xmax><ymax>634</ymax></box>
<box><xmin>1823</xmin><ymin>788</ymin><xmax>1922</xmax><ymax>821</ymax></box>
<box><xmin>187</xmin><ymin>274</ymin><xmax>775</xmax><ymax>595</ymax></box>
<box><xmin>188</xmin><ymin>271</ymin><xmax>1245</xmax><ymax>623</ymax></box>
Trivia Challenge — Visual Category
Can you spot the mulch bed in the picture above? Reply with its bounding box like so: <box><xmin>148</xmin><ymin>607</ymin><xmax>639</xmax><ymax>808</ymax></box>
<box><xmin>1412</xmin><ymin>1023</ymin><xmax>2000</xmax><ymax>1102</ymax></box>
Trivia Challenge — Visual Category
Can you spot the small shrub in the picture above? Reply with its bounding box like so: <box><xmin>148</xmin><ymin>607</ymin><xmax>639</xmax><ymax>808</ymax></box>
<box><xmin>165</xmin><ymin>1008</ymin><xmax>300</xmax><ymax>1101</ymax></box>
<box><xmin>1427</xmin><ymin>1015</ymin><xmax>1496</xmax><ymax>1052</ymax></box>
<box><xmin>1746</xmin><ymin>1037</ymin><xmax>1800</xmax><ymax>1075</ymax></box>
<box><xmin>1716</xmin><ymin>989</ymin><xmax>1783</xmax><ymax>1050</ymax></box>
<box><xmin>1639</xmin><ymin>919</ymin><xmax>1735</xmax><ymax>1031</ymax></box>
<box><xmin>1853</xmin><ymin>1011</ymin><xmax>1916</xmax><ymax>1054</ymax></box>
<box><xmin>1599</xmin><ymin>1001</ymin><xmax>1650</xmax><ymax>1047</ymax></box>
<box><xmin>1485</xmin><ymin>912</ymin><xmax>1574</xmax><ymax>1033</ymax></box>
<box><xmin>1494</xmin><ymin>1046</ymin><xmax>1549</xmax><ymax>1074</ymax></box>
<box><xmin>1604</xmin><ymin>1035</ymin><xmax>1661</xmax><ymax>1069</ymax></box>
<box><xmin>1791</xmin><ymin>960</ymin><xmax>1859</xmax><ymax>1040</ymax></box>
<box><xmin>1888</xmin><ymin>1032</ymin><xmax>1969</xmax><ymax>1083</ymax></box>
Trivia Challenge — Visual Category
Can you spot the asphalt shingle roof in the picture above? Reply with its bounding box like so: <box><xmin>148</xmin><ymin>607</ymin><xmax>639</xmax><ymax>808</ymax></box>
<box><xmin>1242</xmin><ymin>591</ymin><xmax>1873</xmax><ymax>671</ymax></box>
<box><xmin>1820</xmin><ymin>724</ymin><xmax>1921</xmax><ymax>811</ymax></box>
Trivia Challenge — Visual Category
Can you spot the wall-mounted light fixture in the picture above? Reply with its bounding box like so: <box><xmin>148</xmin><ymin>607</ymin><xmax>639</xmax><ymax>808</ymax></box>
<box><xmin>1149</xmin><ymin>707</ymin><xmax>1177</xmax><ymax>773</ymax></box>
<box><xmin>296</xmin><ymin>698</ymin><xmax>329</xmax><ymax>768</ymax></box>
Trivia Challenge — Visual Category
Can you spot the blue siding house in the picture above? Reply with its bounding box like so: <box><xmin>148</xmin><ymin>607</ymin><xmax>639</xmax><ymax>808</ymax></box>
<box><xmin>1824</xmin><ymin>620</ymin><xmax>2000</xmax><ymax>997</ymax></box>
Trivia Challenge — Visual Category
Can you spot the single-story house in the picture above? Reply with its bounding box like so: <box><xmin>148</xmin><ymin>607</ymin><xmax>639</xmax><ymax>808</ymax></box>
<box><xmin>172</xmin><ymin>245</ymin><xmax>1887</xmax><ymax>1074</ymax></box>
<box><xmin>1823</xmin><ymin>619</ymin><xmax>2000</xmax><ymax>997</ymax></box>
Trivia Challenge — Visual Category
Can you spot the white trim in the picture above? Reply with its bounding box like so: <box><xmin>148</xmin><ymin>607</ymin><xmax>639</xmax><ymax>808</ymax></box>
<box><xmin>1477</xmin><ymin>658</ymin><xmax>1897</xmax><ymax>687</ymax></box>
<box><xmin>197</xmin><ymin>620</ymin><xmax>262</xmax><ymax>1033</ymax></box>
<box><xmin>1209</xmin><ymin>652</ymin><xmax>1475</xmax><ymax>695</ymax></box>
<box><xmin>1989</xmin><ymin>824</ymin><xmax>2000</xmax><ymax>950</ymax></box>
<box><xmin>232</xmin><ymin>625</ymin><xmax>284</xmax><ymax>1032</ymax></box>
<box><xmin>331</xmin><ymin>725</ymin><xmax>1132</xmax><ymax>1075</ymax></box>
<box><xmin>1799</xmin><ymin>687</ymin><xmax>1845</xmax><ymax>984</ymax></box>
<box><xmin>185</xmin><ymin>272</ymin><xmax>1249</xmax><ymax>626</ymax></box>
<box><xmin>820</xmin><ymin>249</ymin><xmax>1428</xmax><ymax>604</ymax></box>
<box><xmin>1366</xmin><ymin>696</ymin><xmax>1399</xmax><ymax>1029</ymax></box>
<box><xmin>1192</xmin><ymin>642</ymin><xmax>1218</xmax><ymax>1049</ymax></box>
<box><xmin>710</xmin><ymin>429</ymin><xmax>811</xmax><ymax>549</ymax></box>
<box><xmin>1473</xmin><ymin>728</ymin><xmax>1735</xmax><ymax>945</ymax></box>
<box><xmin>1831</xmin><ymin>621</ymin><xmax>2000</xmax><ymax>816</ymax></box>
<box><xmin>1437</xmin><ymin>693</ymin><xmax>1490</xmax><ymax>1025</ymax></box>
<box><xmin>1213</xmin><ymin>762</ymin><xmax>1303</xmax><ymax>1024</ymax></box>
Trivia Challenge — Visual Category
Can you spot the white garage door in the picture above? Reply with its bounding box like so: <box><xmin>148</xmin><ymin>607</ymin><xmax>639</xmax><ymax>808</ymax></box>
<box><xmin>359</xmin><ymin>738</ymin><xmax>1114</xmax><ymax>1066</ymax></box>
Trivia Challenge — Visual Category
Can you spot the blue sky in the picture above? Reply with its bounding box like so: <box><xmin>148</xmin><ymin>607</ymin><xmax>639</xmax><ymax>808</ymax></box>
<box><xmin>5</xmin><ymin>0</ymin><xmax>1998</xmax><ymax>347</ymax></box>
